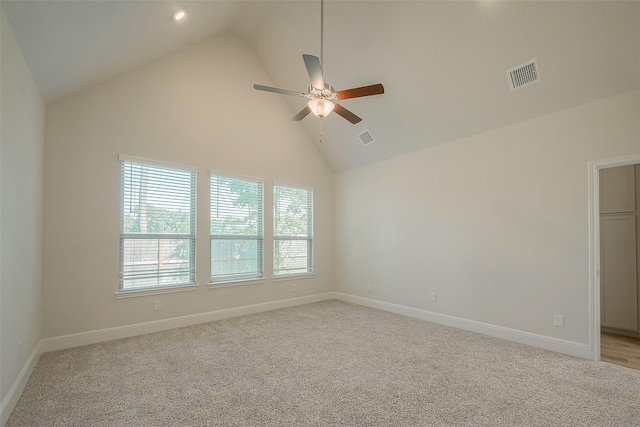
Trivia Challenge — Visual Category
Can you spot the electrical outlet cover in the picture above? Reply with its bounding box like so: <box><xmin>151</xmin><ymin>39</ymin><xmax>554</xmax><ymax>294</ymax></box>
<box><xmin>554</xmin><ymin>314</ymin><xmax>564</xmax><ymax>327</ymax></box>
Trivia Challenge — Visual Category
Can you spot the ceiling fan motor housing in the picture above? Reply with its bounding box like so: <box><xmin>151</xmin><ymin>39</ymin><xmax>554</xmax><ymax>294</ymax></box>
<box><xmin>308</xmin><ymin>84</ymin><xmax>335</xmax><ymax>100</ymax></box>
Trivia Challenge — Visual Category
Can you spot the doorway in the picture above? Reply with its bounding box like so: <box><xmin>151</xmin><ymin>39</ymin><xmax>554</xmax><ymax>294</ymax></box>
<box><xmin>589</xmin><ymin>154</ymin><xmax>640</xmax><ymax>364</ymax></box>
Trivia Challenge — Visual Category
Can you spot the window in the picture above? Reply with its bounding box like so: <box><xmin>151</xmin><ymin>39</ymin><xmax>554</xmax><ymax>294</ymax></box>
<box><xmin>120</xmin><ymin>157</ymin><xmax>196</xmax><ymax>290</ymax></box>
<box><xmin>210</xmin><ymin>174</ymin><xmax>263</xmax><ymax>283</ymax></box>
<box><xmin>273</xmin><ymin>184</ymin><xmax>313</xmax><ymax>276</ymax></box>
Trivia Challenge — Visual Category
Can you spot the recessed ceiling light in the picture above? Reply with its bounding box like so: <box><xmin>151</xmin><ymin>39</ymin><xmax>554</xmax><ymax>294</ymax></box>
<box><xmin>172</xmin><ymin>9</ymin><xmax>186</xmax><ymax>21</ymax></box>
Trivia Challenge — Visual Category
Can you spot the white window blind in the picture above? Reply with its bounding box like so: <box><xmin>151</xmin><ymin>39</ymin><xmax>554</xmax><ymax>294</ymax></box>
<box><xmin>120</xmin><ymin>159</ymin><xmax>196</xmax><ymax>290</ymax></box>
<box><xmin>210</xmin><ymin>174</ymin><xmax>263</xmax><ymax>283</ymax></box>
<box><xmin>273</xmin><ymin>184</ymin><xmax>313</xmax><ymax>276</ymax></box>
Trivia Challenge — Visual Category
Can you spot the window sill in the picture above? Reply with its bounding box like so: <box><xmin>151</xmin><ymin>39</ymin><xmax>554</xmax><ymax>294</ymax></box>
<box><xmin>114</xmin><ymin>284</ymin><xmax>200</xmax><ymax>299</ymax></box>
<box><xmin>272</xmin><ymin>273</ymin><xmax>315</xmax><ymax>282</ymax></box>
<box><xmin>208</xmin><ymin>278</ymin><xmax>266</xmax><ymax>289</ymax></box>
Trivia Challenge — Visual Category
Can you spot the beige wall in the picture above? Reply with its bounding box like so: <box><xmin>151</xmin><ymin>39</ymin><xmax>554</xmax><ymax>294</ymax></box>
<box><xmin>43</xmin><ymin>34</ymin><xmax>334</xmax><ymax>338</ymax></box>
<box><xmin>0</xmin><ymin>9</ymin><xmax>45</xmax><ymax>403</ymax></box>
<box><xmin>334</xmin><ymin>90</ymin><xmax>640</xmax><ymax>345</ymax></box>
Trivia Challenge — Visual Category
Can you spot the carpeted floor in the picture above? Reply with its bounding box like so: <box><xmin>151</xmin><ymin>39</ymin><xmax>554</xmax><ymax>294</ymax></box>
<box><xmin>7</xmin><ymin>300</ymin><xmax>640</xmax><ymax>426</ymax></box>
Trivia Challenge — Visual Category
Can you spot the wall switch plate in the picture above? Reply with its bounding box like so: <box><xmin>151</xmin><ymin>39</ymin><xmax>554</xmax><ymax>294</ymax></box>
<box><xmin>554</xmin><ymin>314</ymin><xmax>564</xmax><ymax>327</ymax></box>
<box><xmin>367</xmin><ymin>284</ymin><xmax>372</xmax><ymax>292</ymax></box>
<box><xmin>430</xmin><ymin>292</ymin><xmax>437</xmax><ymax>302</ymax></box>
<box><xmin>292</xmin><ymin>283</ymin><xmax>297</xmax><ymax>292</ymax></box>
<box><xmin>154</xmin><ymin>300</ymin><xmax>162</xmax><ymax>311</ymax></box>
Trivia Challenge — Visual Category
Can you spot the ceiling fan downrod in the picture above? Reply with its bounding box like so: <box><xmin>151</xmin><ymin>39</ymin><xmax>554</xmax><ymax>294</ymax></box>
<box><xmin>320</xmin><ymin>0</ymin><xmax>324</xmax><ymax>72</ymax></box>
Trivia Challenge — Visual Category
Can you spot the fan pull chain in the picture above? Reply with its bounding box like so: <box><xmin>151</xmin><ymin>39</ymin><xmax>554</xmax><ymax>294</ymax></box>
<box><xmin>320</xmin><ymin>118</ymin><xmax>323</xmax><ymax>143</ymax></box>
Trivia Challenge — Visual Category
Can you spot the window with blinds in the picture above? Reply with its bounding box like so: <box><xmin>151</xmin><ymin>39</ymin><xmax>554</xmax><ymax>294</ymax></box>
<box><xmin>273</xmin><ymin>184</ymin><xmax>313</xmax><ymax>276</ymax></box>
<box><xmin>120</xmin><ymin>157</ymin><xmax>196</xmax><ymax>290</ymax></box>
<box><xmin>210</xmin><ymin>174</ymin><xmax>263</xmax><ymax>283</ymax></box>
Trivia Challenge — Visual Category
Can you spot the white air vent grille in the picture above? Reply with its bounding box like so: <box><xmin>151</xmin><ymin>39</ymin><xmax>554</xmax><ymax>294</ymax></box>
<box><xmin>507</xmin><ymin>58</ymin><xmax>540</xmax><ymax>91</ymax></box>
<box><xmin>358</xmin><ymin>130</ymin><xmax>374</xmax><ymax>146</ymax></box>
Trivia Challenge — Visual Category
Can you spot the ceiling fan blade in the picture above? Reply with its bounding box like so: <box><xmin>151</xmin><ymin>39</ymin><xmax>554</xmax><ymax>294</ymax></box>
<box><xmin>335</xmin><ymin>84</ymin><xmax>385</xmax><ymax>100</ymax></box>
<box><xmin>302</xmin><ymin>54</ymin><xmax>324</xmax><ymax>90</ymax></box>
<box><xmin>253</xmin><ymin>84</ymin><xmax>306</xmax><ymax>97</ymax></box>
<box><xmin>333</xmin><ymin>103</ymin><xmax>362</xmax><ymax>124</ymax></box>
<box><xmin>291</xmin><ymin>106</ymin><xmax>312</xmax><ymax>121</ymax></box>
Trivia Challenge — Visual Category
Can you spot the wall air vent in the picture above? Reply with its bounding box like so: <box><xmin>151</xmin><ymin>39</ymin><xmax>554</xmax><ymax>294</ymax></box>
<box><xmin>358</xmin><ymin>130</ymin><xmax>374</xmax><ymax>146</ymax></box>
<box><xmin>507</xmin><ymin>58</ymin><xmax>540</xmax><ymax>91</ymax></box>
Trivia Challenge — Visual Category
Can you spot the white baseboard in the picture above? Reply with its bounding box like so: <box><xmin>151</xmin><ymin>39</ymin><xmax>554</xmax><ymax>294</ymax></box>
<box><xmin>41</xmin><ymin>293</ymin><xmax>335</xmax><ymax>353</ymax></box>
<box><xmin>334</xmin><ymin>293</ymin><xmax>592</xmax><ymax>359</ymax></box>
<box><xmin>1</xmin><ymin>341</ymin><xmax>42</xmax><ymax>427</ymax></box>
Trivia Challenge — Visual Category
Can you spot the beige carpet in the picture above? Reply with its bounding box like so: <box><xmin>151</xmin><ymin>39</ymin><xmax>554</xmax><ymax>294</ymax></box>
<box><xmin>7</xmin><ymin>300</ymin><xmax>640</xmax><ymax>426</ymax></box>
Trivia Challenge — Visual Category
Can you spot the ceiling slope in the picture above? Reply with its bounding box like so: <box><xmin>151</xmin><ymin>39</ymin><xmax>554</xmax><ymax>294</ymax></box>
<box><xmin>3</xmin><ymin>1</ymin><xmax>640</xmax><ymax>172</ymax></box>
<box><xmin>249</xmin><ymin>1</ymin><xmax>640</xmax><ymax>172</ymax></box>
<box><xmin>1</xmin><ymin>0</ymin><xmax>273</xmax><ymax>104</ymax></box>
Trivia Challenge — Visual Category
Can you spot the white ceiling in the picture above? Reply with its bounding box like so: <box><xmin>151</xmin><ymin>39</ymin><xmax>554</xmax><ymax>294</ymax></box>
<box><xmin>3</xmin><ymin>1</ymin><xmax>640</xmax><ymax>172</ymax></box>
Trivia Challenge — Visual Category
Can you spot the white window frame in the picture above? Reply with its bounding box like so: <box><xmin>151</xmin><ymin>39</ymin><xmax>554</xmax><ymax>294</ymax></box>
<box><xmin>209</xmin><ymin>172</ymin><xmax>264</xmax><ymax>285</ymax></box>
<box><xmin>118</xmin><ymin>155</ymin><xmax>197</xmax><ymax>293</ymax></box>
<box><xmin>273</xmin><ymin>183</ymin><xmax>314</xmax><ymax>277</ymax></box>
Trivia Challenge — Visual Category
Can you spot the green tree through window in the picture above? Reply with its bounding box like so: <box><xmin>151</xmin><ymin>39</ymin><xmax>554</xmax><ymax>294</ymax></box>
<box><xmin>120</xmin><ymin>158</ymin><xmax>196</xmax><ymax>290</ymax></box>
<box><xmin>210</xmin><ymin>175</ymin><xmax>263</xmax><ymax>282</ymax></box>
<box><xmin>274</xmin><ymin>184</ymin><xmax>313</xmax><ymax>275</ymax></box>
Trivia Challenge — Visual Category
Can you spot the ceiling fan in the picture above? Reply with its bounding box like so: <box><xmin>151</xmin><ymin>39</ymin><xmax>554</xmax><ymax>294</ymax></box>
<box><xmin>253</xmin><ymin>0</ymin><xmax>384</xmax><ymax>124</ymax></box>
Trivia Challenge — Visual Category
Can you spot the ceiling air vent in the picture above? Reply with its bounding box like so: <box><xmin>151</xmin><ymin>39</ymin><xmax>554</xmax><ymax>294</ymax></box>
<box><xmin>358</xmin><ymin>130</ymin><xmax>374</xmax><ymax>146</ymax></box>
<box><xmin>507</xmin><ymin>58</ymin><xmax>540</xmax><ymax>91</ymax></box>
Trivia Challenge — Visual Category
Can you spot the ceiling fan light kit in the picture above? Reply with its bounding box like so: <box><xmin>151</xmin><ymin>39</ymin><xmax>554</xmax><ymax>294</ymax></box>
<box><xmin>253</xmin><ymin>0</ymin><xmax>385</xmax><ymax>125</ymax></box>
<box><xmin>308</xmin><ymin>98</ymin><xmax>334</xmax><ymax>118</ymax></box>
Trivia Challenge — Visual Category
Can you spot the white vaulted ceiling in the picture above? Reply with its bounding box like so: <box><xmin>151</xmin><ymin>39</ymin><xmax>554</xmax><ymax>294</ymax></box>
<box><xmin>3</xmin><ymin>1</ymin><xmax>640</xmax><ymax>172</ymax></box>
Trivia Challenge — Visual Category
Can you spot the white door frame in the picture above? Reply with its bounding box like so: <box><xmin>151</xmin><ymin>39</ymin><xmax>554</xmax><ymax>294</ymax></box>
<box><xmin>588</xmin><ymin>153</ymin><xmax>640</xmax><ymax>360</ymax></box>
